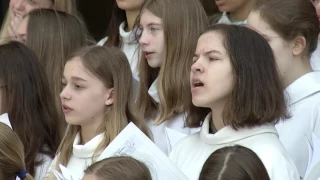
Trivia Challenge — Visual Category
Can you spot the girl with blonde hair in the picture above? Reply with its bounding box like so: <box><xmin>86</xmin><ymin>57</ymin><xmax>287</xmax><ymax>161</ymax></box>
<box><xmin>136</xmin><ymin>0</ymin><xmax>208</xmax><ymax>155</ymax></box>
<box><xmin>47</xmin><ymin>46</ymin><xmax>150</xmax><ymax>179</ymax></box>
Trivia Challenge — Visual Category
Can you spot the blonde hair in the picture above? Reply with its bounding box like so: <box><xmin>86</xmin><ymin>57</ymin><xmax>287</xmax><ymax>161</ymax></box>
<box><xmin>84</xmin><ymin>156</ymin><xmax>152</xmax><ymax>180</ymax></box>
<box><xmin>136</xmin><ymin>0</ymin><xmax>209</xmax><ymax>124</ymax></box>
<box><xmin>0</xmin><ymin>123</ymin><xmax>33</xmax><ymax>180</ymax></box>
<box><xmin>25</xmin><ymin>9</ymin><xmax>90</xmax><ymax>123</ymax></box>
<box><xmin>0</xmin><ymin>0</ymin><xmax>77</xmax><ymax>44</ymax></box>
<box><xmin>47</xmin><ymin>46</ymin><xmax>151</xmax><ymax>179</ymax></box>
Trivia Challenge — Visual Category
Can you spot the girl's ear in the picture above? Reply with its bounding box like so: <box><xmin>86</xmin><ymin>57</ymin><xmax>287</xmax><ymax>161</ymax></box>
<box><xmin>292</xmin><ymin>35</ymin><xmax>307</xmax><ymax>56</ymax></box>
<box><xmin>105</xmin><ymin>88</ymin><xmax>114</xmax><ymax>106</ymax></box>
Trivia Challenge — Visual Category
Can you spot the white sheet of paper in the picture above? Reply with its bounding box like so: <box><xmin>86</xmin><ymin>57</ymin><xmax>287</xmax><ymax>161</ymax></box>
<box><xmin>53</xmin><ymin>169</ymin><xmax>66</xmax><ymax>180</ymax></box>
<box><xmin>0</xmin><ymin>113</ymin><xmax>12</xmax><ymax>129</ymax></box>
<box><xmin>97</xmin><ymin>122</ymin><xmax>188</xmax><ymax>180</ymax></box>
<box><xmin>304</xmin><ymin>133</ymin><xmax>320</xmax><ymax>180</ymax></box>
<box><xmin>165</xmin><ymin>127</ymin><xmax>187</xmax><ymax>152</ymax></box>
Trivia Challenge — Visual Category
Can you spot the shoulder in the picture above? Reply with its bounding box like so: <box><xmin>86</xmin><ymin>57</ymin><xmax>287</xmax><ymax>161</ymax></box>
<box><xmin>169</xmin><ymin>132</ymin><xmax>201</xmax><ymax>160</ymax></box>
<box><xmin>97</xmin><ymin>36</ymin><xmax>108</xmax><ymax>46</ymax></box>
<box><xmin>250</xmin><ymin>143</ymin><xmax>300</xmax><ymax>180</ymax></box>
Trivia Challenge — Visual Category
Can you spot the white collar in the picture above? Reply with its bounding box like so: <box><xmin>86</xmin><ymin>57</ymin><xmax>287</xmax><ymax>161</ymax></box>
<box><xmin>119</xmin><ymin>22</ymin><xmax>137</xmax><ymax>43</ymax></box>
<box><xmin>200</xmin><ymin>113</ymin><xmax>278</xmax><ymax>145</ymax></box>
<box><xmin>148</xmin><ymin>78</ymin><xmax>160</xmax><ymax>103</ymax></box>
<box><xmin>285</xmin><ymin>72</ymin><xmax>320</xmax><ymax>105</ymax></box>
<box><xmin>72</xmin><ymin>133</ymin><xmax>104</xmax><ymax>158</ymax></box>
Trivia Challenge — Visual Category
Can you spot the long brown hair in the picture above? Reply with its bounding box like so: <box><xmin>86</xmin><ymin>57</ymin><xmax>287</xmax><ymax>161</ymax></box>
<box><xmin>25</xmin><ymin>9</ymin><xmax>90</xmax><ymax>123</ymax></box>
<box><xmin>84</xmin><ymin>156</ymin><xmax>152</xmax><ymax>180</ymax></box>
<box><xmin>199</xmin><ymin>146</ymin><xmax>270</xmax><ymax>180</ymax></box>
<box><xmin>0</xmin><ymin>123</ymin><xmax>34</xmax><ymax>180</ymax></box>
<box><xmin>48</xmin><ymin>46</ymin><xmax>151</xmax><ymax>179</ymax></box>
<box><xmin>0</xmin><ymin>0</ymin><xmax>78</xmax><ymax>44</ymax></box>
<box><xmin>0</xmin><ymin>41</ymin><xmax>62</xmax><ymax>176</ymax></box>
<box><xmin>135</xmin><ymin>0</ymin><xmax>209</xmax><ymax>124</ymax></box>
<box><xmin>187</xmin><ymin>24</ymin><xmax>288</xmax><ymax>129</ymax></box>
<box><xmin>104</xmin><ymin>2</ymin><xmax>126</xmax><ymax>47</ymax></box>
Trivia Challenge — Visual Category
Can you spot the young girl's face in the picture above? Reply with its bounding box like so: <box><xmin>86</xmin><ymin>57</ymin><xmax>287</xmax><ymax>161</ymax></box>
<box><xmin>116</xmin><ymin>0</ymin><xmax>144</xmax><ymax>11</ymax></box>
<box><xmin>16</xmin><ymin>16</ymin><xmax>28</xmax><ymax>43</ymax></box>
<box><xmin>9</xmin><ymin>0</ymin><xmax>52</xmax><ymax>19</ymax></box>
<box><xmin>247</xmin><ymin>11</ymin><xmax>294</xmax><ymax>84</ymax></box>
<box><xmin>190</xmin><ymin>31</ymin><xmax>233</xmax><ymax>109</ymax></box>
<box><xmin>60</xmin><ymin>57</ymin><xmax>114</xmax><ymax>127</ymax></box>
<box><xmin>215</xmin><ymin>0</ymin><xmax>250</xmax><ymax>13</ymax></box>
<box><xmin>139</xmin><ymin>10</ymin><xmax>164</xmax><ymax>68</ymax></box>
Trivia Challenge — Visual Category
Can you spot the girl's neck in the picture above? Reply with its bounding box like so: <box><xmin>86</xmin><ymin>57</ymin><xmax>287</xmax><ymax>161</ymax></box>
<box><xmin>80</xmin><ymin>116</ymin><xmax>104</xmax><ymax>144</ymax></box>
<box><xmin>283</xmin><ymin>56</ymin><xmax>312</xmax><ymax>88</ymax></box>
<box><xmin>125</xmin><ymin>10</ymin><xmax>140</xmax><ymax>32</ymax></box>
<box><xmin>210</xmin><ymin>104</ymin><xmax>226</xmax><ymax>131</ymax></box>
<box><xmin>228</xmin><ymin>1</ymin><xmax>253</xmax><ymax>21</ymax></box>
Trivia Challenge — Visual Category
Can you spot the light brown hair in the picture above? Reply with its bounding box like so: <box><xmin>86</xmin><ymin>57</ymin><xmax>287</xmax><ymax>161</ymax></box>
<box><xmin>48</xmin><ymin>46</ymin><xmax>151</xmax><ymax>179</ymax></box>
<box><xmin>0</xmin><ymin>123</ymin><xmax>34</xmax><ymax>180</ymax></box>
<box><xmin>25</xmin><ymin>9</ymin><xmax>90</xmax><ymax>122</ymax></box>
<box><xmin>84</xmin><ymin>156</ymin><xmax>152</xmax><ymax>180</ymax></box>
<box><xmin>0</xmin><ymin>0</ymin><xmax>77</xmax><ymax>44</ymax></box>
<box><xmin>252</xmin><ymin>0</ymin><xmax>319</xmax><ymax>56</ymax></box>
<box><xmin>199</xmin><ymin>145</ymin><xmax>270</xmax><ymax>180</ymax></box>
<box><xmin>187</xmin><ymin>24</ymin><xmax>288</xmax><ymax>129</ymax></box>
<box><xmin>135</xmin><ymin>0</ymin><xmax>209</xmax><ymax>124</ymax></box>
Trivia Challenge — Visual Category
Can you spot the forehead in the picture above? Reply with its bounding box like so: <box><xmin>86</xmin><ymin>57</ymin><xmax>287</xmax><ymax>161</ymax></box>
<box><xmin>196</xmin><ymin>31</ymin><xmax>225</xmax><ymax>53</ymax></box>
<box><xmin>64</xmin><ymin>57</ymin><xmax>92</xmax><ymax>78</ymax></box>
<box><xmin>140</xmin><ymin>9</ymin><xmax>162</xmax><ymax>25</ymax></box>
<box><xmin>247</xmin><ymin>11</ymin><xmax>279</xmax><ymax>37</ymax></box>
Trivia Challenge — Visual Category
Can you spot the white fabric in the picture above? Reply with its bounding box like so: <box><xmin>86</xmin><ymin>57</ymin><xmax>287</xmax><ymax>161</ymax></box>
<box><xmin>31</xmin><ymin>153</ymin><xmax>52</xmax><ymax>180</ymax></box>
<box><xmin>146</xmin><ymin>78</ymin><xmax>200</xmax><ymax>155</ymax></box>
<box><xmin>97</xmin><ymin>22</ymin><xmax>140</xmax><ymax>77</ymax></box>
<box><xmin>48</xmin><ymin>133</ymin><xmax>104</xmax><ymax>178</ymax></box>
<box><xmin>169</xmin><ymin>113</ymin><xmax>300</xmax><ymax>180</ymax></box>
<box><xmin>311</xmin><ymin>42</ymin><xmax>320</xmax><ymax>71</ymax></box>
<box><xmin>217</xmin><ymin>12</ymin><xmax>247</xmax><ymax>25</ymax></box>
<box><xmin>276</xmin><ymin>72</ymin><xmax>320</xmax><ymax>178</ymax></box>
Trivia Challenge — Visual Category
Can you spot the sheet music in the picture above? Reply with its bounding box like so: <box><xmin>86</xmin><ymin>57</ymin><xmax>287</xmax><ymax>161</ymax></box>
<box><xmin>96</xmin><ymin>122</ymin><xmax>188</xmax><ymax>180</ymax></box>
<box><xmin>55</xmin><ymin>123</ymin><xmax>188</xmax><ymax>180</ymax></box>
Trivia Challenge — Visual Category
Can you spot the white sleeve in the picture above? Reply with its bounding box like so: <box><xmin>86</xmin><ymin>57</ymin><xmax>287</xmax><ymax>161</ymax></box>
<box><xmin>97</xmin><ymin>37</ymin><xmax>108</xmax><ymax>46</ymax></box>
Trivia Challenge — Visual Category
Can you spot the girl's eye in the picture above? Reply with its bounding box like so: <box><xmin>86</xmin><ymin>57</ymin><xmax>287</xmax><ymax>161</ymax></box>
<box><xmin>26</xmin><ymin>0</ymin><xmax>37</xmax><ymax>5</ymax></box>
<box><xmin>74</xmin><ymin>84</ymin><xmax>82</xmax><ymax>89</ymax></box>
<box><xmin>209</xmin><ymin>57</ymin><xmax>219</xmax><ymax>61</ymax></box>
<box><xmin>192</xmin><ymin>57</ymin><xmax>198</xmax><ymax>64</ymax></box>
<box><xmin>150</xmin><ymin>27</ymin><xmax>159</xmax><ymax>32</ymax></box>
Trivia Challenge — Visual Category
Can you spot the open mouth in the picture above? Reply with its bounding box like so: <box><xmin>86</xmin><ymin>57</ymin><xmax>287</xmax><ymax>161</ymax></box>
<box><xmin>144</xmin><ymin>52</ymin><xmax>154</xmax><ymax>55</ymax></box>
<box><xmin>62</xmin><ymin>105</ymin><xmax>73</xmax><ymax>113</ymax></box>
<box><xmin>192</xmin><ymin>80</ymin><xmax>204</xmax><ymax>88</ymax></box>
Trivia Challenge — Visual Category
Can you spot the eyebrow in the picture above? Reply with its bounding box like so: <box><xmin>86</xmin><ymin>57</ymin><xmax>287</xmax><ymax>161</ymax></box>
<box><xmin>194</xmin><ymin>50</ymin><xmax>222</xmax><ymax>57</ymax></box>
<box><xmin>146</xmin><ymin>22</ymin><xmax>162</xmax><ymax>27</ymax></box>
<box><xmin>62</xmin><ymin>76</ymin><xmax>87</xmax><ymax>82</ymax></box>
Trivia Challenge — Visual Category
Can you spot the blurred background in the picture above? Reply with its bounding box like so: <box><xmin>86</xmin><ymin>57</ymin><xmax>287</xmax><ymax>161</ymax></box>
<box><xmin>0</xmin><ymin>0</ymin><xmax>219</xmax><ymax>41</ymax></box>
